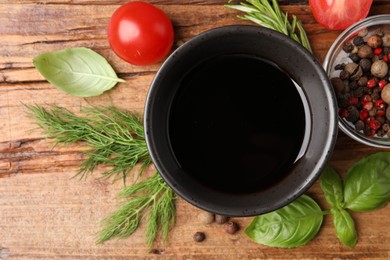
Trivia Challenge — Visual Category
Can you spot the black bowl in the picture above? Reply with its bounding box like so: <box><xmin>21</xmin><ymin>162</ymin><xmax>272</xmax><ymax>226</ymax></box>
<box><xmin>144</xmin><ymin>25</ymin><xmax>337</xmax><ymax>216</ymax></box>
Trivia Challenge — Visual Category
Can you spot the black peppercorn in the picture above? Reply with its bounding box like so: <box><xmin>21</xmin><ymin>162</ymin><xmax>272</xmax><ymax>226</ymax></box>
<box><xmin>331</xmin><ymin>77</ymin><xmax>346</xmax><ymax>94</ymax></box>
<box><xmin>215</xmin><ymin>214</ymin><xmax>229</xmax><ymax>224</ymax></box>
<box><xmin>346</xmin><ymin>106</ymin><xmax>359</xmax><ymax>123</ymax></box>
<box><xmin>193</xmin><ymin>232</ymin><xmax>206</xmax><ymax>242</ymax></box>
<box><xmin>334</xmin><ymin>63</ymin><xmax>345</xmax><ymax>70</ymax></box>
<box><xmin>355</xmin><ymin>120</ymin><xmax>365</xmax><ymax>131</ymax></box>
<box><xmin>359</xmin><ymin>58</ymin><xmax>372</xmax><ymax>72</ymax></box>
<box><xmin>224</xmin><ymin>221</ymin><xmax>240</xmax><ymax>234</ymax></box>
<box><xmin>339</xmin><ymin>70</ymin><xmax>350</xmax><ymax>80</ymax></box>
<box><xmin>343</xmin><ymin>41</ymin><xmax>353</xmax><ymax>52</ymax></box>
<box><xmin>357</xmin><ymin>76</ymin><xmax>368</xmax><ymax>87</ymax></box>
<box><xmin>349</xmin><ymin>53</ymin><xmax>361</xmax><ymax>63</ymax></box>
<box><xmin>353</xmin><ymin>36</ymin><xmax>365</xmax><ymax>46</ymax></box>
<box><xmin>352</xmin><ymin>86</ymin><xmax>364</xmax><ymax>98</ymax></box>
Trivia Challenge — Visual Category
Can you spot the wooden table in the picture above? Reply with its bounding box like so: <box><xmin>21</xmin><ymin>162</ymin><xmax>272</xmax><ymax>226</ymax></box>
<box><xmin>1</xmin><ymin>1</ymin><xmax>390</xmax><ymax>259</ymax></box>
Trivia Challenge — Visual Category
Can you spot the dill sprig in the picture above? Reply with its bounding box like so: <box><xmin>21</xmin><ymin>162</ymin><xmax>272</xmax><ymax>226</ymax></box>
<box><xmin>96</xmin><ymin>172</ymin><xmax>176</xmax><ymax>247</ymax></box>
<box><xmin>27</xmin><ymin>104</ymin><xmax>176</xmax><ymax>246</ymax></box>
<box><xmin>226</xmin><ymin>0</ymin><xmax>312</xmax><ymax>52</ymax></box>
<box><xmin>26</xmin><ymin>105</ymin><xmax>151</xmax><ymax>183</ymax></box>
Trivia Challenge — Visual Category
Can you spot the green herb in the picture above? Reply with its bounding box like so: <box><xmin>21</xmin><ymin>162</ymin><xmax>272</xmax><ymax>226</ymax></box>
<box><xmin>226</xmin><ymin>0</ymin><xmax>312</xmax><ymax>52</ymax></box>
<box><xmin>245</xmin><ymin>194</ymin><xmax>324</xmax><ymax>248</ymax></box>
<box><xmin>33</xmin><ymin>47</ymin><xmax>125</xmax><ymax>97</ymax></box>
<box><xmin>27</xmin><ymin>104</ymin><xmax>176</xmax><ymax>246</ymax></box>
<box><xmin>320</xmin><ymin>166</ymin><xmax>357</xmax><ymax>248</ymax></box>
<box><xmin>344</xmin><ymin>152</ymin><xmax>390</xmax><ymax>212</ymax></box>
<box><xmin>320</xmin><ymin>166</ymin><xmax>344</xmax><ymax>208</ymax></box>
<box><xmin>331</xmin><ymin>207</ymin><xmax>357</xmax><ymax>248</ymax></box>
<box><xmin>26</xmin><ymin>105</ymin><xmax>150</xmax><ymax>183</ymax></box>
<box><xmin>97</xmin><ymin>172</ymin><xmax>176</xmax><ymax>247</ymax></box>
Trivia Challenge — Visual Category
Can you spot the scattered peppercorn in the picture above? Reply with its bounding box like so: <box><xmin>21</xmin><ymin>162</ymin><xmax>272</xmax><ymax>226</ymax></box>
<box><xmin>215</xmin><ymin>214</ymin><xmax>229</xmax><ymax>224</ymax></box>
<box><xmin>197</xmin><ymin>211</ymin><xmax>215</xmax><ymax>224</ymax></box>
<box><xmin>224</xmin><ymin>221</ymin><xmax>240</xmax><ymax>234</ymax></box>
<box><xmin>193</xmin><ymin>232</ymin><xmax>206</xmax><ymax>242</ymax></box>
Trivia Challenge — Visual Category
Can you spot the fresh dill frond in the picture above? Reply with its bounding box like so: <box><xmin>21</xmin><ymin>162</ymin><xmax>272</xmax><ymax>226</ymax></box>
<box><xmin>26</xmin><ymin>105</ymin><xmax>151</xmax><ymax>183</ymax></box>
<box><xmin>226</xmin><ymin>0</ymin><xmax>312</xmax><ymax>52</ymax></box>
<box><xmin>96</xmin><ymin>172</ymin><xmax>176</xmax><ymax>247</ymax></box>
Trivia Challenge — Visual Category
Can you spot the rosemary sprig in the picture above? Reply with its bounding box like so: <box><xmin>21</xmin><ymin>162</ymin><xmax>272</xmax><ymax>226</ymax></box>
<box><xmin>26</xmin><ymin>105</ymin><xmax>151</xmax><ymax>183</ymax></box>
<box><xmin>226</xmin><ymin>0</ymin><xmax>312</xmax><ymax>52</ymax></box>
<box><xmin>97</xmin><ymin>172</ymin><xmax>176</xmax><ymax>247</ymax></box>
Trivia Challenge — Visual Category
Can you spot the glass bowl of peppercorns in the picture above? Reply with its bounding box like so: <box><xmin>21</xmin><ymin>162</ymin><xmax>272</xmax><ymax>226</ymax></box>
<box><xmin>324</xmin><ymin>14</ymin><xmax>390</xmax><ymax>148</ymax></box>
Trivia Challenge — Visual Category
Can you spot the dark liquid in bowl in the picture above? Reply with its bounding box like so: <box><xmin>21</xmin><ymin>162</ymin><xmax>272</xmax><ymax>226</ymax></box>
<box><xmin>169</xmin><ymin>54</ymin><xmax>307</xmax><ymax>194</ymax></box>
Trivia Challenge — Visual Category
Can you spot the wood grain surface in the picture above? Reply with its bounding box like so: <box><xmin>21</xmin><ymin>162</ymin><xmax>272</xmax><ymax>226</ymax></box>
<box><xmin>1</xmin><ymin>1</ymin><xmax>390</xmax><ymax>259</ymax></box>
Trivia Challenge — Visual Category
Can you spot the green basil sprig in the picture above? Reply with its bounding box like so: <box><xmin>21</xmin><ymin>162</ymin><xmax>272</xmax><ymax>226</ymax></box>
<box><xmin>320</xmin><ymin>166</ymin><xmax>344</xmax><ymax>208</ymax></box>
<box><xmin>344</xmin><ymin>152</ymin><xmax>390</xmax><ymax>212</ymax></box>
<box><xmin>331</xmin><ymin>207</ymin><xmax>357</xmax><ymax>248</ymax></box>
<box><xmin>33</xmin><ymin>47</ymin><xmax>125</xmax><ymax>97</ymax></box>
<box><xmin>245</xmin><ymin>152</ymin><xmax>390</xmax><ymax>249</ymax></box>
<box><xmin>245</xmin><ymin>194</ymin><xmax>323</xmax><ymax>248</ymax></box>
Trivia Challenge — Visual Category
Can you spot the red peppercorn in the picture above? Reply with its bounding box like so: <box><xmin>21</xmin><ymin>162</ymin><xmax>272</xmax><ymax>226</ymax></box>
<box><xmin>374</xmin><ymin>47</ymin><xmax>383</xmax><ymax>55</ymax></box>
<box><xmin>348</xmin><ymin>96</ymin><xmax>359</xmax><ymax>105</ymax></box>
<box><xmin>369</xmin><ymin>119</ymin><xmax>381</xmax><ymax>130</ymax></box>
<box><xmin>359</xmin><ymin>109</ymin><xmax>369</xmax><ymax>120</ymax></box>
<box><xmin>365</xmin><ymin>116</ymin><xmax>374</xmax><ymax>125</ymax></box>
<box><xmin>383</xmin><ymin>55</ymin><xmax>389</xmax><ymax>62</ymax></box>
<box><xmin>362</xmin><ymin>94</ymin><xmax>372</xmax><ymax>102</ymax></box>
<box><xmin>363</xmin><ymin>101</ymin><xmax>373</xmax><ymax>111</ymax></box>
<box><xmin>365</xmin><ymin>128</ymin><xmax>376</xmax><ymax>137</ymax></box>
<box><xmin>367</xmin><ymin>79</ymin><xmax>377</xmax><ymax>88</ymax></box>
<box><xmin>379</xmin><ymin>80</ymin><xmax>387</xmax><ymax>90</ymax></box>
<box><xmin>377</xmin><ymin>109</ymin><xmax>385</xmax><ymax>116</ymax></box>
<box><xmin>339</xmin><ymin>108</ymin><xmax>350</xmax><ymax>118</ymax></box>
<box><xmin>375</xmin><ymin>99</ymin><xmax>386</xmax><ymax>110</ymax></box>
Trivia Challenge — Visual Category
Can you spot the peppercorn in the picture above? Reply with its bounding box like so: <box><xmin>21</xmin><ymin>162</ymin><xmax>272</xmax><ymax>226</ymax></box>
<box><xmin>367</xmin><ymin>35</ymin><xmax>383</xmax><ymax>49</ymax></box>
<box><xmin>376</xmin><ymin>115</ymin><xmax>386</xmax><ymax>125</ymax></box>
<box><xmin>355</xmin><ymin>120</ymin><xmax>365</xmax><ymax>131</ymax></box>
<box><xmin>224</xmin><ymin>221</ymin><xmax>240</xmax><ymax>234</ymax></box>
<box><xmin>377</xmin><ymin>128</ymin><xmax>386</xmax><ymax>137</ymax></box>
<box><xmin>334</xmin><ymin>63</ymin><xmax>345</xmax><ymax>70</ymax></box>
<box><xmin>193</xmin><ymin>232</ymin><xmax>206</xmax><ymax>242</ymax></box>
<box><xmin>386</xmin><ymin>106</ymin><xmax>390</xmax><ymax>121</ymax></box>
<box><xmin>215</xmin><ymin>214</ymin><xmax>229</xmax><ymax>224</ymax></box>
<box><xmin>371</xmin><ymin>60</ymin><xmax>388</xmax><ymax>78</ymax></box>
<box><xmin>357</xmin><ymin>76</ymin><xmax>368</xmax><ymax>87</ymax></box>
<box><xmin>352</xmin><ymin>86</ymin><xmax>364</xmax><ymax>98</ymax></box>
<box><xmin>331</xmin><ymin>77</ymin><xmax>346</xmax><ymax>94</ymax></box>
<box><xmin>349</xmin><ymin>80</ymin><xmax>358</xmax><ymax>90</ymax></box>
<box><xmin>359</xmin><ymin>58</ymin><xmax>372</xmax><ymax>72</ymax></box>
<box><xmin>346</xmin><ymin>106</ymin><xmax>359</xmax><ymax>122</ymax></box>
<box><xmin>197</xmin><ymin>211</ymin><xmax>215</xmax><ymax>224</ymax></box>
<box><xmin>357</xmin><ymin>45</ymin><xmax>373</xmax><ymax>59</ymax></box>
<box><xmin>353</xmin><ymin>36</ymin><xmax>365</xmax><ymax>46</ymax></box>
<box><xmin>382</xmin><ymin>123</ymin><xmax>390</xmax><ymax>132</ymax></box>
<box><xmin>358</xmin><ymin>29</ymin><xmax>369</xmax><ymax>38</ymax></box>
<box><xmin>382</xmin><ymin>34</ymin><xmax>390</xmax><ymax>47</ymax></box>
<box><xmin>381</xmin><ymin>83</ymin><xmax>390</xmax><ymax>104</ymax></box>
<box><xmin>349</xmin><ymin>53</ymin><xmax>361</xmax><ymax>63</ymax></box>
<box><xmin>339</xmin><ymin>70</ymin><xmax>350</xmax><ymax>80</ymax></box>
<box><xmin>343</xmin><ymin>41</ymin><xmax>353</xmax><ymax>52</ymax></box>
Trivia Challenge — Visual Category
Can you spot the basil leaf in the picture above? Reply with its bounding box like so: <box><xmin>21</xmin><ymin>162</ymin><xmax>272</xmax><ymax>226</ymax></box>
<box><xmin>331</xmin><ymin>207</ymin><xmax>357</xmax><ymax>248</ymax></box>
<box><xmin>320</xmin><ymin>166</ymin><xmax>344</xmax><ymax>208</ymax></box>
<box><xmin>245</xmin><ymin>194</ymin><xmax>323</xmax><ymax>248</ymax></box>
<box><xmin>344</xmin><ymin>152</ymin><xmax>390</xmax><ymax>212</ymax></box>
<box><xmin>33</xmin><ymin>47</ymin><xmax>125</xmax><ymax>97</ymax></box>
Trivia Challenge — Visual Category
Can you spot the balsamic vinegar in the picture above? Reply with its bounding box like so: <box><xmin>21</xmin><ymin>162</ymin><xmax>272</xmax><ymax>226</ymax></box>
<box><xmin>169</xmin><ymin>54</ymin><xmax>307</xmax><ymax>194</ymax></box>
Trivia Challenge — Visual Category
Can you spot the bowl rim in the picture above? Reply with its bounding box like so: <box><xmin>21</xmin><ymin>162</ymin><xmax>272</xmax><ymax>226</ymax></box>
<box><xmin>144</xmin><ymin>24</ymin><xmax>338</xmax><ymax>216</ymax></box>
<box><xmin>323</xmin><ymin>14</ymin><xmax>390</xmax><ymax>148</ymax></box>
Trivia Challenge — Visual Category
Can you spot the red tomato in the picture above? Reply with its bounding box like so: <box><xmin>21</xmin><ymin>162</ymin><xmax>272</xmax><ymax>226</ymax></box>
<box><xmin>108</xmin><ymin>1</ymin><xmax>174</xmax><ymax>66</ymax></box>
<box><xmin>309</xmin><ymin>0</ymin><xmax>373</xmax><ymax>30</ymax></box>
